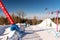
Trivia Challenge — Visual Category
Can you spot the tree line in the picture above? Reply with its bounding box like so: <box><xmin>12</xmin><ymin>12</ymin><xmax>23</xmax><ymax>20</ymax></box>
<box><xmin>0</xmin><ymin>11</ymin><xmax>60</xmax><ymax>25</ymax></box>
<box><xmin>0</xmin><ymin>11</ymin><xmax>42</xmax><ymax>25</ymax></box>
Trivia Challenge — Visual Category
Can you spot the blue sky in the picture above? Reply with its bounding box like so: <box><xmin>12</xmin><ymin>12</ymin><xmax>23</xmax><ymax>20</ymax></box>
<box><xmin>0</xmin><ymin>0</ymin><xmax>60</xmax><ymax>19</ymax></box>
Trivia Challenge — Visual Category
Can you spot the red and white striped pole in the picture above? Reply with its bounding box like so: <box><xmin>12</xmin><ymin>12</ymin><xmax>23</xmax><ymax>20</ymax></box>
<box><xmin>56</xmin><ymin>11</ymin><xmax>58</xmax><ymax>32</ymax></box>
<box><xmin>0</xmin><ymin>0</ymin><xmax>15</xmax><ymax>24</ymax></box>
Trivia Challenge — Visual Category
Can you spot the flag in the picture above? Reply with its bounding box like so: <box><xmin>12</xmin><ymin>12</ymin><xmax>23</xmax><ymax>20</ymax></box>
<box><xmin>45</xmin><ymin>8</ymin><xmax>48</xmax><ymax>10</ymax></box>
<box><xmin>51</xmin><ymin>12</ymin><xmax>53</xmax><ymax>14</ymax></box>
<box><xmin>57</xmin><ymin>11</ymin><xmax>60</xmax><ymax>13</ymax></box>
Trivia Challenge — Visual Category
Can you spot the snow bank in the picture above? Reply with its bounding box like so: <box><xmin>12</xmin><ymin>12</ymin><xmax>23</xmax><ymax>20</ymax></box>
<box><xmin>30</xmin><ymin>18</ymin><xmax>60</xmax><ymax>31</ymax></box>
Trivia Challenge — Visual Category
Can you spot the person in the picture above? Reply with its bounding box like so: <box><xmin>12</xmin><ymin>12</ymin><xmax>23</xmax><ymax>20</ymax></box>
<box><xmin>50</xmin><ymin>23</ymin><xmax>52</xmax><ymax>27</ymax></box>
<box><xmin>10</xmin><ymin>24</ymin><xmax>19</xmax><ymax>31</ymax></box>
<box><xmin>10</xmin><ymin>24</ymin><xmax>25</xmax><ymax>39</ymax></box>
<box><xmin>10</xmin><ymin>24</ymin><xmax>25</xmax><ymax>34</ymax></box>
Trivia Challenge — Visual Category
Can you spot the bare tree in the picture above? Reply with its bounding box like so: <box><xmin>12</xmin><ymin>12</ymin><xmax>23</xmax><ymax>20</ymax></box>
<box><xmin>17</xmin><ymin>11</ymin><xmax>25</xmax><ymax>19</ymax></box>
<box><xmin>32</xmin><ymin>16</ymin><xmax>37</xmax><ymax>25</ymax></box>
<box><xmin>17</xmin><ymin>10</ymin><xmax>26</xmax><ymax>23</ymax></box>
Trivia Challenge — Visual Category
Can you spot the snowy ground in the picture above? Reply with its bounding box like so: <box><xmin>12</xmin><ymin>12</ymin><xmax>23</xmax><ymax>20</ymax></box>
<box><xmin>0</xmin><ymin>18</ymin><xmax>60</xmax><ymax>40</ymax></box>
<box><xmin>0</xmin><ymin>25</ymin><xmax>60</xmax><ymax>40</ymax></box>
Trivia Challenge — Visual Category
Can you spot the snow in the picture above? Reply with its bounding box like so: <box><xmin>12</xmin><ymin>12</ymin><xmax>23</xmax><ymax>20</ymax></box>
<box><xmin>31</xmin><ymin>18</ymin><xmax>60</xmax><ymax>31</ymax></box>
<box><xmin>0</xmin><ymin>18</ymin><xmax>60</xmax><ymax>40</ymax></box>
<box><xmin>26</xmin><ymin>18</ymin><xmax>60</xmax><ymax>40</ymax></box>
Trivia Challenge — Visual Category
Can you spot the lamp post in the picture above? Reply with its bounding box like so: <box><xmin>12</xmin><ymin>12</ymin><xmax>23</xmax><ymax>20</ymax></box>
<box><xmin>45</xmin><ymin>8</ymin><xmax>50</xmax><ymax>26</ymax></box>
<box><xmin>45</xmin><ymin>8</ymin><xmax>48</xmax><ymax>26</ymax></box>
